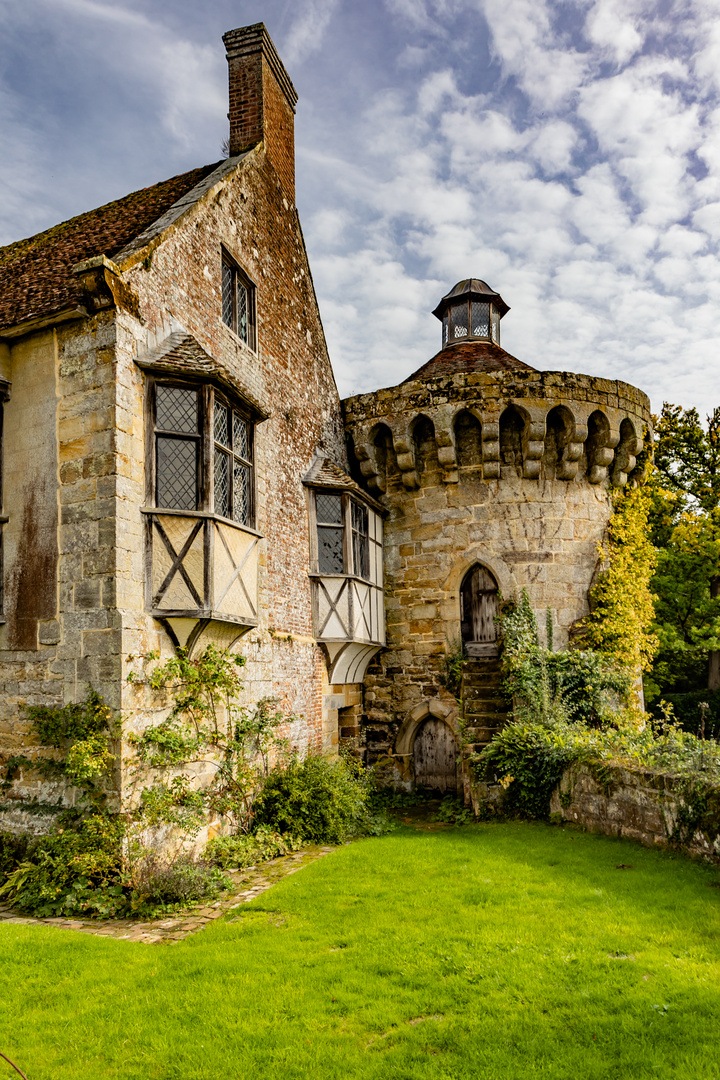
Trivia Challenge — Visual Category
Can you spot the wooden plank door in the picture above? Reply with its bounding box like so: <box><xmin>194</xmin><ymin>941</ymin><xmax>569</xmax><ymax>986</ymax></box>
<box><xmin>413</xmin><ymin>719</ymin><xmax>458</xmax><ymax>793</ymax></box>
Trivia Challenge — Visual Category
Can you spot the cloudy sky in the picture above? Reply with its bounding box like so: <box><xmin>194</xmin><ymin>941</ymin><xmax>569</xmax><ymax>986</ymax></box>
<box><xmin>1</xmin><ymin>0</ymin><xmax>719</xmax><ymax>411</ymax></box>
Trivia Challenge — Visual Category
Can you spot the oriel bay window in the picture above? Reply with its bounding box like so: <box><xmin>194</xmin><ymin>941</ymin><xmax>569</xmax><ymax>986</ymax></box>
<box><xmin>151</xmin><ymin>380</ymin><xmax>254</xmax><ymax>525</ymax></box>
<box><xmin>309</xmin><ymin>485</ymin><xmax>384</xmax><ymax>683</ymax></box>
<box><xmin>144</xmin><ymin>376</ymin><xmax>260</xmax><ymax>643</ymax></box>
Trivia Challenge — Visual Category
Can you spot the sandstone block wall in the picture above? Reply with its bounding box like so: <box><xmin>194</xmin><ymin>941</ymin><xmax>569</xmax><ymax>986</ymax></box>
<box><xmin>344</xmin><ymin>368</ymin><xmax>652</xmax><ymax>783</ymax></box>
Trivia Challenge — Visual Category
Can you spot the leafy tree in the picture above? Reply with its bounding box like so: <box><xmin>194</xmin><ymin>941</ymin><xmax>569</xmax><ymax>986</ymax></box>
<box><xmin>646</xmin><ymin>404</ymin><xmax>720</xmax><ymax>698</ymax></box>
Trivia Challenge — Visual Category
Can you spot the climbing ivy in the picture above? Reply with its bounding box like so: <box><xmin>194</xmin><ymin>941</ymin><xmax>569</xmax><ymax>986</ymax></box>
<box><xmin>582</xmin><ymin>484</ymin><xmax>658</xmax><ymax>677</ymax></box>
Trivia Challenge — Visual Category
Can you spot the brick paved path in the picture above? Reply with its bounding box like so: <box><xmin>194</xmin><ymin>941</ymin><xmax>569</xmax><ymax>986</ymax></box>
<box><xmin>0</xmin><ymin>846</ymin><xmax>336</xmax><ymax>944</ymax></box>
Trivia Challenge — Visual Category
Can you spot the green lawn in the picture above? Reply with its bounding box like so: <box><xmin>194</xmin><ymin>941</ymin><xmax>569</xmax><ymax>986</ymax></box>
<box><xmin>1</xmin><ymin>821</ymin><xmax>719</xmax><ymax>1080</ymax></box>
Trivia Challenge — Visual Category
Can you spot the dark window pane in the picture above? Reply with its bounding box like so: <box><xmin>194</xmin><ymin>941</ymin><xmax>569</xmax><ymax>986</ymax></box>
<box><xmin>450</xmin><ymin>302</ymin><xmax>468</xmax><ymax>339</ymax></box>
<box><xmin>222</xmin><ymin>261</ymin><xmax>233</xmax><ymax>327</ymax></box>
<box><xmin>237</xmin><ymin>280</ymin><xmax>248</xmax><ymax>343</ymax></box>
<box><xmin>351</xmin><ymin>502</ymin><xmax>368</xmax><ymax>535</ymax></box>
<box><xmin>471</xmin><ymin>301</ymin><xmax>490</xmax><ymax>338</ymax></box>
<box><xmin>351</xmin><ymin>503</ymin><xmax>369</xmax><ymax>579</ymax></box>
<box><xmin>233</xmin><ymin>462</ymin><xmax>249</xmax><ymax>525</ymax></box>
<box><xmin>156</xmin><ymin>385</ymin><xmax>198</xmax><ymax>434</ymax></box>
<box><xmin>214</xmin><ymin>400</ymin><xmax>229</xmax><ymax>447</ymax></box>
<box><xmin>233</xmin><ymin>412</ymin><xmax>248</xmax><ymax>459</ymax></box>
<box><xmin>316</xmin><ymin>493</ymin><xmax>342</xmax><ymax>525</ymax></box>
<box><xmin>318</xmin><ymin>526</ymin><xmax>344</xmax><ymax>573</ymax></box>
<box><xmin>157</xmin><ymin>437</ymin><xmax>197</xmax><ymax>510</ymax></box>
<box><xmin>215</xmin><ymin>449</ymin><xmax>230</xmax><ymax>517</ymax></box>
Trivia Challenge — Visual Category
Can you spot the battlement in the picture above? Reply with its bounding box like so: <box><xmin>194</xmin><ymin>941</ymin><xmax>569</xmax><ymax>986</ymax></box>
<box><xmin>344</xmin><ymin>367</ymin><xmax>651</xmax><ymax>495</ymax></box>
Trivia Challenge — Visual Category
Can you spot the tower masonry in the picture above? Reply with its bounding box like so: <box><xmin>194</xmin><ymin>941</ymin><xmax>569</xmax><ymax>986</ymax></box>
<box><xmin>343</xmin><ymin>279</ymin><xmax>652</xmax><ymax>791</ymax></box>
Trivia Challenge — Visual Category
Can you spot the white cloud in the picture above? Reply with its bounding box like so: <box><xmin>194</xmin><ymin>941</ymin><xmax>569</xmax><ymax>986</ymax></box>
<box><xmin>282</xmin><ymin>0</ymin><xmax>342</xmax><ymax>66</ymax></box>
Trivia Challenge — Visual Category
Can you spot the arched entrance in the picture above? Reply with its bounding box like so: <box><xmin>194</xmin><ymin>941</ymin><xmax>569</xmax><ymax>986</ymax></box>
<box><xmin>413</xmin><ymin>718</ymin><xmax>458</xmax><ymax>793</ymax></box>
<box><xmin>460</xmin><ymin>563</ymin><xmax>499</xmax><ymax>658</ymax></box>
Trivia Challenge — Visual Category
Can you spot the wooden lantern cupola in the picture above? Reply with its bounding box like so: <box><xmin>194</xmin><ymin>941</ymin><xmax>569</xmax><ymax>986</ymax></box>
<box><xmin>432</xmin><ymin>278</ymin><xmax>510</xmax><ymax>349</ymax></box>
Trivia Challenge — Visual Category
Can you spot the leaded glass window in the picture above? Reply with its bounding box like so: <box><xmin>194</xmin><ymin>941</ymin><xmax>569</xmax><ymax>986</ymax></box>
<box><xmin>450</xmin><ymin>302</ymin><xmax>468</xmax><ymax>339</ymax></box>
<box><xmin>152</xmin><ymin>382</ymin><xmax>254</xmax><ymax>528</ymax></box>
<box><xmin>155</xmin><ymin>385</ymin><xmax>200</xmax><ymax>511</ymax></box>
<box><xmin>471</xmin><ymin>301</ymin><xmax>490</xmax><ymax>338</ymax></box>
<box><xmin>351</xmin><ymin>502</ymin><xmax>370</xmax><ymax>580</ymax></box>
<box><xmin>491</xmin><ymin>306</ymin><xmax>501</xmax><ymax>344</ymax></box>
<box><xmin>316</xmin><ymin>493</ymin><xmax>344</xmax><ymax>573</ymax></box>
<box><xmin>213</xmin><ymin>396</ymin><xmax>253</xmax><ymax>525</ymax></box>
<box><xmin>221</xmin><ymin>253</ymin><xmax>256</xmax><ymax>349</ymax></box>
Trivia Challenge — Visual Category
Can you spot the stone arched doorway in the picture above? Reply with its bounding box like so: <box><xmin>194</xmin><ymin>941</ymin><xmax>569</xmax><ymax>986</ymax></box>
<box><xmin>413</xmin><ymin>718</ymin><xmax>458</xmax><ymax>793</ymax></box>
<box><xmin>460</xmin><ymin>563</ymin><xmax>499</xmax><ymax>657</ymax></box>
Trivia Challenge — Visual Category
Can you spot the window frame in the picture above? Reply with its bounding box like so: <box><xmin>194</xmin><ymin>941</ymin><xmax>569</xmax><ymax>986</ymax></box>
<box><xmin>221</xmin><ymin>249</ymin><xmax>257</xmax><ymax>351</ymax></box>
<box><xmin>146</xmin><ymin>376</ymin><xmax>255</xmax><ymax>528</ymax></box>
<box><xmin>310</xmin><ymin>489</ymin><xmax>371</xmax><ymax>581</ymax></box>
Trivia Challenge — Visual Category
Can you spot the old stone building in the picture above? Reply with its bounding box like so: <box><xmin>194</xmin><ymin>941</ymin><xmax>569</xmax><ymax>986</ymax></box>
<box><xmin>0</xmin><ymin>23</ymin><xmax>652</xmax><ymax>826</ymax></box>
<box><xmin>0</xmin><ymin>24</ymin><xmax>383</xmax><ymax>829</ymax></box>
<box><xmin>343</xmin><ymin>278</ymin><xmax>651</xmax><ymax>792</ymax></box>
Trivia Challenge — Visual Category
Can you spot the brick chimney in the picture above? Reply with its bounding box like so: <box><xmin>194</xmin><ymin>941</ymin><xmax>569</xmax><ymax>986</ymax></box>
<box><xmin>223</xmin><ymin>23</ymin><xmax>298</xmax><ymax>203</ymax></box>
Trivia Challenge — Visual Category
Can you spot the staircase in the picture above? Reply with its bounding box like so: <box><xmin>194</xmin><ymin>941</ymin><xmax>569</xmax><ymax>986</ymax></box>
<box><xmin>460</xmin><ymin>657</ymin><xmax>512</xmax><ymax>751</ymax></box>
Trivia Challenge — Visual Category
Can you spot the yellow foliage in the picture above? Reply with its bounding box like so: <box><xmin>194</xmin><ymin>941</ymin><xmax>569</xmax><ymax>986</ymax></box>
<box><xmin>583</xmin><ymin>484</ymin><xmax>658</xmax><ymax>676</ymax></box>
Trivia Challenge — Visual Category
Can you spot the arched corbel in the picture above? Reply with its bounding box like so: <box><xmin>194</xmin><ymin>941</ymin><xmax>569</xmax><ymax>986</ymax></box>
<box><xmin>351</xmin><ymin>424</ymin><xmax>386</xmax><ymax>494</ymax></box>
<box><xmin>433</xmin><ymin>406</ymin><xmax>458</xmax><ymax>483</ymax></box>
<box><xmin>612</xmin><ymin>419</ymin><xmax>644</xmax><ymax>488</ymax></box>
<box><xmin>391</xmin><ymin>422</ymin><xmax>419</xmax><ymax>490</ymax></box>
<box><xmin>584</xmin><ymin>410</ymin><xmax>620</xmax><ymax>485</ymax></box>
<box><xmin>521</xmin><ymin>406</ymin><xmax>545</xmax><ymax>480</ymax></box>
<box><xmin>481</xmin><ymin>416</ymin><xmax>500</xmax><ymax>480</ymax></box>
<box><xmin>557</xmin><ymin>416</ymin><xmax>588</xmax><ymax>481</ymax></box>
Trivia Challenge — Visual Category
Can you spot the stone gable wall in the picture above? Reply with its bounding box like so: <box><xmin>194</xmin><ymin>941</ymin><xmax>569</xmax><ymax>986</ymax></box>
<box><xmin>115</xmin><ymin>145</ymin><xmax>347</xmax><ymax>785</ymax></box>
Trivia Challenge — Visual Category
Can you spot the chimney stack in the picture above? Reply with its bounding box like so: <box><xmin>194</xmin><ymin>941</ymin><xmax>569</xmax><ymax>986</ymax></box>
<box><xmin>223</xmin><ymin>23</ymin><xmax>298</xmax><ymax>202</ymax></box>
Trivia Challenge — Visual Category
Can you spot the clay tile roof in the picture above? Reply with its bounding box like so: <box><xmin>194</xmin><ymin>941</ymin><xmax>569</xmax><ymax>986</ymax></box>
<box><xmin>403</xmin><ymin>340</ymin><xmax>536</xmax><ymax>383</ymax></box>
<box><xmin>135</xmin><ymin>331</ymin><xmax>270</xmax><ymax>420</ymax></box>
<box><xmin>0</xmin><ymin>162</ymin><xmax>222</xmax><ymax>332</ymax></box>
<box><xmin>302</xmin><ymin>453</ymin><xmax>384</xmax><ymax>511</ymax></box>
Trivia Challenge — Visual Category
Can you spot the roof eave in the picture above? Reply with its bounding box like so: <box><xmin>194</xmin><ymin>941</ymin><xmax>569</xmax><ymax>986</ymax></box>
<box><xmin>113</xmin><ymin>151</ymin><xmax>255</xmax><ymax>273</ymax></box>
<box><xmin>0</xmin><ymin>304</ymin><xmax>88</xmax><ymax>341</ymax></box>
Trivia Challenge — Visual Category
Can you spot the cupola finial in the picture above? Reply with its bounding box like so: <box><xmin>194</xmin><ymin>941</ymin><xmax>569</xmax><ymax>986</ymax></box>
<box><xmin>432</xmin><ymin>279</ymin><xmax>509</xmax><ymax>349</ymax></box>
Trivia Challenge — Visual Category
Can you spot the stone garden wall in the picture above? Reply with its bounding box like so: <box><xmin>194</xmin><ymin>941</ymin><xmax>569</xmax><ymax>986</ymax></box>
<box><xmin>550</xmin><ymin>764</ymin><xmax>720</xmax><ymax>861</ymax></box>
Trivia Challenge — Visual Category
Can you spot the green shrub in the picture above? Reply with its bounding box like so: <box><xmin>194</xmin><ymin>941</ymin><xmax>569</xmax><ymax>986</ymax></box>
<box><xmin>497</xmin><ymin>590</ymin><xmax>632</xmax><ymax>729</ymax></box>
<box><xmin>478</xmin><ymin>722</ymin><xmax>578</xmax><ymax>819</ymax></box>
<box><xmin>128</xmin><ymin>854</ymin><xmax>230</xmax><ymax>914</ymax></box>
<box><xmin>253</xmin><ymin>754</ymin><xmax>372</xmax><ymax>844</ymax></box>
<box><xmin>0</xmin><ymin>831</ymin><xmax>30</xmax><ymax>878</ymax></box>
<box><xmin>0</xmin><ymin>810</ymin><xmax>126</xmax><ymax>918</ymax></box>
<box><xmin>205</xmin><ymin>825</ymin><xmax>302</xmax><ymax>869</ymax></box>
<box><xmin>650</xmin><ymin>691</ymin><xmax>720</xmax><ymax>738</ymax></box>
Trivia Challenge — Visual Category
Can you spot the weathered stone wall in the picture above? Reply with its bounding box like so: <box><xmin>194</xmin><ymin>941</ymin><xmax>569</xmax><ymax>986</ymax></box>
<box><xmin>0</xmin><ymin>313</ymin><xmax>125</xmax><ymax>822</ymax></box>
<box><xmin>549</xmin><ymin>764</ymin><xmax>720</xmax><ymax>862</ymax></box>
<box><xmin>344</xmin><ymin>368</ymin><xmax>651</xmax><ymax>782</ymax></box>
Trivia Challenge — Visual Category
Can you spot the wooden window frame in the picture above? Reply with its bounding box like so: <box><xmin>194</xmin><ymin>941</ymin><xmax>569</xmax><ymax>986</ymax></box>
<box><xmin>309</xmin><ymin>490</ymin><xmax>371</xmax><ymax>581</ymax></box>
<box><xmin>221</xmin><ymin>249</ymin><xmax>257</xmax><ymax>351</ymax></box>
<box><xmin>146</xmin><ymin>376</ymin><xmax>255</xmax><ymax>528</ymax></box>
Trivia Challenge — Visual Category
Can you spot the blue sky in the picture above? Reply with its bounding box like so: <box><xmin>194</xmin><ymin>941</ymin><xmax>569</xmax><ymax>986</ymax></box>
<box><xmin>1</xmin><ymin>0</ymin><xmax>719</xmax><ymax>411</ymax></box>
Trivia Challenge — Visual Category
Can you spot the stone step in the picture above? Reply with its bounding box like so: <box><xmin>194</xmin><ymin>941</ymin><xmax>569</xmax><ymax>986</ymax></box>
<box><xmin>463</xmin><ymin>710</ymin><xmax>510</xmax><ymax>725</ymax></box>
<box><xmin>463</xmin><ymin>685</ymin><xmax>506</xmax><ymax>702</ymax></box>
<box><xmin>463</xmin><ymin>703</ymin><xmax>509</xmax><ymax>719</ymax></box>
<box><xmin>463</xmin><ymin>675</ymin><xmax>503</xmax><ymax>689</ymax></box>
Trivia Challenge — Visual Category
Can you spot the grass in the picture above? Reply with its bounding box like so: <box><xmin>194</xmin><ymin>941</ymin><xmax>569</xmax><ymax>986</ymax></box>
<box><xmin>1</xmin><ymin>821</ymin><xmax>719</xmax><ymax>1079</ymax></box>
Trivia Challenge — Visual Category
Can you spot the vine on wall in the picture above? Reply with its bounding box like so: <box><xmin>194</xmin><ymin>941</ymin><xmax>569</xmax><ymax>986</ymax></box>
<box><xmin>582</xmin><ymin>484</ymin><xmax>658</xmax><ymax>677</ymax></box>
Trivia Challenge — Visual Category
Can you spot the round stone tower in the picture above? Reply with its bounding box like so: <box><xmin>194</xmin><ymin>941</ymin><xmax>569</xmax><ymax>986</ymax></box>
<box><xmin>343</xmin><ymin>278</ymin><xmax>652</xmax><ymax>791</ymax></box>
